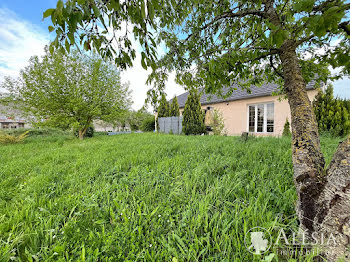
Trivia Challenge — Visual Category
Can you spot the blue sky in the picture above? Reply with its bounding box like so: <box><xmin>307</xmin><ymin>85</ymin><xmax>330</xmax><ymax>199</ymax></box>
<box><xmin>0</xmin><ymin>0</ymin><xmax>349</xmax><ymax>106</ymax></box>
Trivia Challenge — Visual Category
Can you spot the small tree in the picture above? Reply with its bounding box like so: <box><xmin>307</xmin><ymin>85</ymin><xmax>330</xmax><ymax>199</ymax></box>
<box><xmin>282</xmin><ymin>118</ymin><xmax>291</xmax><ymax>137</ymax></box>
<box><xmin>169</xmin><ymin>96</ymin><xmax>180</xmax><ymax>117</ymax></box>
<box><xmin>2</xmin><ymin>49</ymin><xmax>131</xmax><ymax>140</ymax></box>
<box><xmin>182</xmin><ymin>90</ymin><xmax>205</xmax><ymax>135</ymax></box>
<box><xmin>209</xmin><ymin>109</ymin><xmax>226</xmax><ymax>136</ymax></box>
<box><xmin>157</xmin><ymin>94</ymin><xmax>170</xmax><ymax>118</ymax></box>
<box><xmin>313</xmin><ymin>86</ymin><xmax>350</xmax><ymax>137</ymax></box>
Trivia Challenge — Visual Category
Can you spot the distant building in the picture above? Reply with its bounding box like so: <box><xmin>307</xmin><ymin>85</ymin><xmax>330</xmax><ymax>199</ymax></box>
<box><xmin>0</xmin><ymin>117</ymin><xmax>28</xmax><ymax>129</ymax></box>
<box><xmin>93</xmin><ymin>120</ymin><xmax>131</xmax><ymax>132</ymax></box>
<box><xmin>0</xmin><ymin>95</ymin><xmax>31</xmax><ymax>129</ymax></box>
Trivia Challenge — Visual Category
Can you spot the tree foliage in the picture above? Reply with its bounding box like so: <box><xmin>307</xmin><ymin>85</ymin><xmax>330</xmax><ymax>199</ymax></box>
<box><xmin>313</xmin><ymin>85</ymin><xmax>350</xmax><ymax>136</ymax></box>
<box><xmin>169</xmin><ymin>96</ymin><xmax>180</xmax><ymax>117</ymax></box>
<box><xmin>128</xmin><ymin>108</ymin><xmax>154</xmax><ymax>131</ymax></box>
<box><xmin>45</xmin><ymin>0</ymin><xmax>350</xmax><ymax>98</ymax></box>
<box><xmin>2</xmin><ymin>49</ymin><xmax>131</xmax><ymax>139</ymax></box>
<box><xmin>157</xmin><ymin>94</ymin><xmax>170</xmax><ymax>117</ymax></box>
<box><xmin>182</xmin><ymin>90</ymin><xmax>205</xmax><ymax>135</ymax></box>
<box><xmin>140</xmin><ymin>116</ymin><xmax>155</xmax><ymax>132</ymax></box>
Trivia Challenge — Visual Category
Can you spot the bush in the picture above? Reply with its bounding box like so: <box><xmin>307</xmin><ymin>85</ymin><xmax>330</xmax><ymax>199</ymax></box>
<box><xmin>2</xmin><ymin>127</ymin><xmax>69</xmax><ymax>137</ymax></box>
<box><xmin>157</xmin><ymin>94</ymin><xmax>170</xmax><ymax>117</ymax></box>
<box><xmin>282</xmin><ymin>118</ymin><xmax>291</xmax><ymax>137</ymax></box>
<box><xmin>313</xmin><ymin>85</ymin><xmax>350</xmax><ymax>137</ymax></box>
<box><xmin>169</xmin><ymin>96</ymin><xmax>180</xmax><ymax>116</ymax></box>
<box><xmin>0</xmin><ymin>131</ymin><xmax>29</xmax><ymax>144</ymax></box>
<box><xmin>140</xmin><ymin>116</ymin><xmax>155</xmax><ymax>132</ymax></box>
<box><xmin>182</xmin><ymin>90</ymin><xmax>206</xmax><ymax>135</ymax></box>
<box><xmin>74</xmin><ymin>126</ymin><xmax>95</xmax><ymax>138</ymax></box>
<box><xmin>209</xmin><ymin>108</ymin><xmax>226</xmax><ymax>135</ymax></box>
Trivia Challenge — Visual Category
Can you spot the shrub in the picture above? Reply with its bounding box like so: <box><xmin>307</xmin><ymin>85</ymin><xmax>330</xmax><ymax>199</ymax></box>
<box><xmin>140</xmin><ymin>116</ymin><xmax>155</xmax><ymax>132</ymax></box>
<box><xmin>169</xmin><ymin>96</ymin><xmax>180</xmax><ymax>116</ymax></box>
<box><xmin>313</xmin><ymin>85</ymin><xmax>350</xmax><ymax>137</ymax></box>
<box><xmin>282</xmin><ymin>118</ymin><xmax>291</xmax><ymax>137</ymax></box>
<box><xmin>209</xmin><ymin>108</ymin><xmax>226</xmax><ymax>135</ymax></box>
<box><xmin>157</xmin><ymin>94</ymin><xmax>170</xmax><ymax>117</ymax></box>
<box><xmin>2</xmin><ymin>127</ymin><xmax>68</xmax><ymax>137</ymax></box>
<box><xmin>0</xmin><ymin>131</ymin><xmax>29</xmax><ymax>144</ymax></box>
<box><xmin>182</xmin><ymin>90</ymin><xmax>206</xmax><ymax>135</ymax></box>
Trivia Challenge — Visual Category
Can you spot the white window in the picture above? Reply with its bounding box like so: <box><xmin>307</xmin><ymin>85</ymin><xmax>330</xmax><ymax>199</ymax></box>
<box><xmin>247</xmin><ymin>103</ymin><xmax>274</xmax><ymax>133</ymax></box>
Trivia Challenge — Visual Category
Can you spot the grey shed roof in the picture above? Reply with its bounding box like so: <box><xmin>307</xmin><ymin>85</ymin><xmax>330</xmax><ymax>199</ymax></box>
<box><xmin>175</xmin><ymin>81</ymin><xmax>317</xmax><ymax>108</ymax></box>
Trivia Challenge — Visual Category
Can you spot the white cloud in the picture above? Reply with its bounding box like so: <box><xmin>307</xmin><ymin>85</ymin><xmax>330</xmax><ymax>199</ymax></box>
<box><xmin>0</xmin><ymin>8</ymin><xmax>49</xmax><ymax>84</ymax></box>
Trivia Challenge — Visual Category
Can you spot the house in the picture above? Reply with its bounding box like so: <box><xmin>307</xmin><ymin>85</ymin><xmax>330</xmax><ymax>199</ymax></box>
<box><xmin>0</xmin><ymin>97</ymin><xmax>31</xmax><ymax>129</ymax></box>
<box><xmin>175</xmin><ymin>81</ymin><xmax>322</xmax><ymax>136</ymax></box>
<box><xmin>93</xmin><ymin>120</ymin><xmax>131</xmax><ymax>132</ymax></box>
<box><xmin>0</xmin><ymin>117</ymin><xmax>28</xmax><ymax>129</ymax></box>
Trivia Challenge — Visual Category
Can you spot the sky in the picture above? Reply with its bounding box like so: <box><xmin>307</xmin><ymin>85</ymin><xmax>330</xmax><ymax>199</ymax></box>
<box><xmin>0</xmin><ymin>1</ymin><xmax>349</xmax><ymax>110</ymax></box>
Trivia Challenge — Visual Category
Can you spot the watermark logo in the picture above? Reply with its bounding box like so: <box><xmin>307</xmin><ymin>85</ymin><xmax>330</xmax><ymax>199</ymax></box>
<box><xmin>244</xmin><ymin>225</ymin><xmax>341</xmax><ymax>256</ymax></box>
<box><xmin>244</xmin><ymin>227</ymin><xmax>272</xmax><ymax>255</ymax></box>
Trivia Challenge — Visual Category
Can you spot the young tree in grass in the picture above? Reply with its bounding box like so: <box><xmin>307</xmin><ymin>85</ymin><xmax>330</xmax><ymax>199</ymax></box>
<box><xmin>282</xmin><ymin>118</ymin><xmax>291</xmax><ymax>137</ymax></box>
<box><xmin>182</xmin><ymin>90</ymin><xmax>205</xmax><ymax>135</ymax></box>
<box><xmin>170</xmin><ymin>96</ymin><xmax>180</xmax><ymax>117</ymax></box>
<box><xmin>2</xmin><ymin>49</ymin><xmax>131</xmax><ymax>140</ymax></box>
<box><xmin>157</xmin><ymin>94</ymin><xmax>170</xmax><ymax>117</ymax></box>
<box><xmin>46</xmin><ymin>1</ymin><xmax>350</xmax><ymax>259</ymax></box>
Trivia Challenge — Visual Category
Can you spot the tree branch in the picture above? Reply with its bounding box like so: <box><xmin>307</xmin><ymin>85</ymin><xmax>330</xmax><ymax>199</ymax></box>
<box><xmin>270</xmin><ymin>55</ymin><xmax>284</xmax><ymax>79</ymax></box>
<box><xmin>185</xmin><ymin>9</ymin><xmax>267</xmax><ymax>42</ymax></box>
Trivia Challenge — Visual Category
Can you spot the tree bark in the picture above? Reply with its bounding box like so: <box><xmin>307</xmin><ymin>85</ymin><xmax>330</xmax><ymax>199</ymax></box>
<box><xmin>78</xmin><ymin>129</ymin><xmax>85</xmax><ymax>140</ymax></box>
<box><xmin>279</xmin><ymin>42</ymin><xmax>350</xmax><ymax>261</ymax></box>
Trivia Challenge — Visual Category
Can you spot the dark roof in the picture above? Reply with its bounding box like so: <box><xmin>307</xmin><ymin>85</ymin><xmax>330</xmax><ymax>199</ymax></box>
<box><xmin>175</xmin><ymin>81</ymin><xmax>317</xmax><ymax>108</ymax></box>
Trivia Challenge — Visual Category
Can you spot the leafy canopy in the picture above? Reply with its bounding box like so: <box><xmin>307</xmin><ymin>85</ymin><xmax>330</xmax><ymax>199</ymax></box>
<box><xmin>45</xmin><ymin>0</ymin><xmax>350</xmax><ymax>101</ymax></box>
<box><xmin>2</xmin><ymin>48</ymin><xmax>132</xmax><ymax>135</ymax></box>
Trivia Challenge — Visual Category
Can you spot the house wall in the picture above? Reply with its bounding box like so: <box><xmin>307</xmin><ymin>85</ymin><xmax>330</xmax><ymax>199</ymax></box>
<box><xmin>180</xmin><ymin>89</ymin><xmax>318</xmax><ymax>136</ymax></box>
<box><xmin>93</xmin><ymin>120</ymin><xmax>131</xmax><ymax>132</ymax></box>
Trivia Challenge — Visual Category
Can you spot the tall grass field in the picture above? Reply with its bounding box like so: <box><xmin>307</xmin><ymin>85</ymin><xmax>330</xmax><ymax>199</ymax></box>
<box><xmin>0</xmin><ymin>133</ymin><xmax>342</xmax><ymax>261</ymax></box>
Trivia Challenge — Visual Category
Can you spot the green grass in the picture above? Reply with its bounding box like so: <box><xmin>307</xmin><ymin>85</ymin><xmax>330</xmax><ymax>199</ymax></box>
<box><xmin>0</xmin><ymin>133</ymin><xmax>342</xmax><ymax>261</ymax></box>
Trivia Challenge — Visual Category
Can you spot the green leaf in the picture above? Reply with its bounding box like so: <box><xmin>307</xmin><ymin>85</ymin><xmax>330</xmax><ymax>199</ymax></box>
<box><xmin>84</xmin><ymin>41</ymin><xmax>90</xmax><ymax>51</ymax></box>
<box><xmin>141</xmin><ymin>1</ymin><xmax>146</xmax><ymax>19</ymax></box>
<box><xmin>141</xmin><ymin>52</ymin><xmax>147</xmax><ymax>70</ymax></box>
<box><xmin>148</xmin><ymin>2</ymin><xmax>155</xmax><ymax>20</ymax></box>
<box><xmin>65</xmin><ymin>39</ymin><xmax>70</xmax><ymax>53</ymax></box>
<box><xmin>48</xmin><ymin>26</ymin><xmax>55</xmax><ymax>32</ymax></box>
<box><xmin>92</xmin><ymin>5</ymin><xmax>100</xmax><ymax>17</ymax></box>
<box><xmin>43</xmin><ymin>8</ymin><xmax>55</xmax><ymax>19</ymax></box>
<box><xmin>56</xmin><ymin>0</ymin><xmax>64</xmax><ymax>11</ymax></box>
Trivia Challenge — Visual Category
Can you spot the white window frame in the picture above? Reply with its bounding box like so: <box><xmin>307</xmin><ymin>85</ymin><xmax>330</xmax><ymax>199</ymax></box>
<box><xmin>246</xmin><ymin>102</ymin><xmax>274</xmax><ymax>134</ymax></box>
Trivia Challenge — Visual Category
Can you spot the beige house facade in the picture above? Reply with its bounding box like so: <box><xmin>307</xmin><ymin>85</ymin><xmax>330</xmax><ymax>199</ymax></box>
<box><xmin>176</xmin><ymin>81</ymin><xmax>321</xmax><ymax>136</ymax></box>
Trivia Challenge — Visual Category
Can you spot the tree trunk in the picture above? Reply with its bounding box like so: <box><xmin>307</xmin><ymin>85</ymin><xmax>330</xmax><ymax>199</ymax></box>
<box><xmin>78</xmin><ymin>129</ymin><xmax>85</xmax><ymax>140</ymax></box>
<box><xmin>279</xmin><ymin>43</ymin><xmax>350</xmax><ymax>261</ymax></box>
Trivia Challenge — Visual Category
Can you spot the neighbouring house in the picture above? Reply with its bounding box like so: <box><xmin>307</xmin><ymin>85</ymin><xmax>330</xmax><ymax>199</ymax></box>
<box><xmin>93</xmin><ymin>120</ymin><xmax>131</xmax><ymax>132</ymax></box>
<box><xmin>175</xmin><ymin>81</ymin><xmax>323</xmax><ymax>136</ymax></box>
<box><xmin>0</xmin><ymin>101</ymin><xmax>31</xmax><ymax>130</ymax></box>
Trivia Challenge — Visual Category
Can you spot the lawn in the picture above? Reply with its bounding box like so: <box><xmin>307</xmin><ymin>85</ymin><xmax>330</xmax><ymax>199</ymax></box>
<box><xmin>0</xmin><ymin>133</ymin><xmax>342</xmax><ymax>261</ymax></box>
